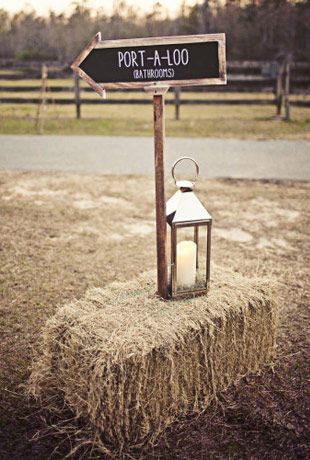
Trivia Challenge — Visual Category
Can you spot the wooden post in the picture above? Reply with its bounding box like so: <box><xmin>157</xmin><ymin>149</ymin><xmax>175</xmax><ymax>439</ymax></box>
<box><xmin>74</xmin><ymin>73</ymin><xmax>81</xmax><ymax>119</ymax></box>
<box><xmin>284</xmin><ymin>59</ymin><xmax>291</xmax><ymax>121</ymax></box>
<box><xmin>174</xmin><ymin>87</ymin><xmax>181</xmax><ymax>121</ymax></box>
<box><xmin>36</xmin><ymin>64</ymin><xmax>48</xmax><ymax>134</ymax></box>
<box><xmin>275</xmin><ymin>62</ymin><xmax>284</xmax><ymax>120</ymax></box>
<box><xmin>153</xmin><ymin>89</ymin><xmax>169</xmax><ymax>300</ymax></box>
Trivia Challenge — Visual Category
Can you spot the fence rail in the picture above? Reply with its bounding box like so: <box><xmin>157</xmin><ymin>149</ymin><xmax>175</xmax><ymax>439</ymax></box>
<box><xmin>1</xmin><ymin>60</ymin><xmax>309</xmax><ymax>120</ymax></box>
<box><xmin>1</xmin><ymin>97</ymin><xmax>309</xmax><ymax>107</ymax></box>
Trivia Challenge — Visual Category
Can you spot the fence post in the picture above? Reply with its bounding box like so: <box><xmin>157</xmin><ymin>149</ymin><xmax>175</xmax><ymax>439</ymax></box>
<box><xmin>275</xmin><ymin>62</ymin><xmax>284</xmax><ymax>119</ymax></box>
<box><xmin>284</xmin><ymin>59</ymin><xmax>291</xmax><ymax>121</ymax></box>
<box><xmin>74</xmin><ymin>73</ymin><xmax>81</xmax><ymax>119</ymax></box>
<box><xmin>35</xmin><ymin>64</ymin><xmax>48</xmax><ymax>134</ymax></box>
<box><xmin>174</xmin><ymin>87</ymin><xmax>181</xmax><ymax>121</ymax></box>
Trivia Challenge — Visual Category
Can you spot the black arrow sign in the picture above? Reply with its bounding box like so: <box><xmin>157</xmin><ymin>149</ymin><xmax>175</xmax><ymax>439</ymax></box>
<box><xmin>71</xmin><ymin>33</ymin><xmax>226</xmax><ymax>96</ymax></box>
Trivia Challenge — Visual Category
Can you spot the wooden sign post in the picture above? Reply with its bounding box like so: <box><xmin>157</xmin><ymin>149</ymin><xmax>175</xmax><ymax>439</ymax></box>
<box><xmin>153</xmin><ymin>88</ymin><xmax>169</xmax><ymax>299</ymax></box>
<box><xmin>72</xmin><ymin>33</ymin><xmax>226</xmax><ymax>299</ymax></box>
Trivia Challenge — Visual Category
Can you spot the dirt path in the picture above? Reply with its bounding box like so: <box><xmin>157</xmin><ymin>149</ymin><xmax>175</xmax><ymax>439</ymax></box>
<box><xmin>0</xmin><ymin>135</ymin><xmax>309</xmax><ymax>180</ymax></box>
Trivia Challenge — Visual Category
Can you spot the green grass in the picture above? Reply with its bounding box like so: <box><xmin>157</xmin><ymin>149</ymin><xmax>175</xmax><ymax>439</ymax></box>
<box><xmin>0</xmin><ymin>78</ymin><xmax>309</xmax><ymax>140</ymax></box>
<box><xmin>0</xmin><ymin>69</ymin><xmax>23</xmax><ymax>76</ymax></box>
<box><xmin>0</xmin><ymin>101</ymin><xmax>309</xmax><ymax>139</ymax></box>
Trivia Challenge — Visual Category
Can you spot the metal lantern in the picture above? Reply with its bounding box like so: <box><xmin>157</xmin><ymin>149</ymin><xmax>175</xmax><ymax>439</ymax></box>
<box><xmin>166</xmin><ymin>157</ymin><xmax>212</xmax><ymax>298</ymax></box>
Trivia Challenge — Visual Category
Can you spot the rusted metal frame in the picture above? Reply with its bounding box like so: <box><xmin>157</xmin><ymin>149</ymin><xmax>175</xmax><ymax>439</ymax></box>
<box><xmin>206</xmin><ymin>221</ymin><xmax>212</xmax><ymax>285</ymax></box>
<box><xmin>173</xmin><ymin>287</ymin><xmax>211</xmax><ymax>299</ymax></box>
<box><xmin>194</xmin><ymin>226</ymin><xmax>199</xmax><ymax>269</ymax></box>
<box><xmin>171</xmin><ymin>223</ymin><xmax>177</xmax><ymax>298</ymax></box>
<box><xmin>153</xmin><ymin>90</ymin><xmax>169</xmax><ymax>300</ymax></box>
<box><xmin>173</xmin><ymin>220</ymin><xmax>211</xmax><ymax>228</ymax></box>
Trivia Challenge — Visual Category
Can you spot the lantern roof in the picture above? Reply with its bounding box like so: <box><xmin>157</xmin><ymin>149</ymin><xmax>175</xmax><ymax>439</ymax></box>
<box><xmin>166</xmin><ymin>190</ymin><xmax>212</xmax><ymax>225</ymax></box>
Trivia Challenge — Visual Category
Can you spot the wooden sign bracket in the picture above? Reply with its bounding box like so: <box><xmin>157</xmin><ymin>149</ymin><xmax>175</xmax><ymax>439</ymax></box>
<box><xmin>144</xmin><ymin>84</ymin><xmax>169</xmax><ymax>95</ymax></box>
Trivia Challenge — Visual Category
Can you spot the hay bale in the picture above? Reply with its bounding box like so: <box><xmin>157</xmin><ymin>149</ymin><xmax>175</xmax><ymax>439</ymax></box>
<box><xmin>28</xmin><ymin>266</ymin><xmax>278</xmax><ymax>457</ymax></box>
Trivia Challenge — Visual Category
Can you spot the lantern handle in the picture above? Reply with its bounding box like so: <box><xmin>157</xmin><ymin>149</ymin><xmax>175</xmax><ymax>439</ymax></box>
<box><xmin>171</xmin><ymin>157</ymin><xmax>199</xmax><ymax>186</ymax></box>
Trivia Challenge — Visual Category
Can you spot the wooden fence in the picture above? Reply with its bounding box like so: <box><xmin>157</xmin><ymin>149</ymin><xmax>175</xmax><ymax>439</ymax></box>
<box><xmin>0</xmin><ymin>60</ymin><xmax>309</xmax><ymax>121</ymax></box>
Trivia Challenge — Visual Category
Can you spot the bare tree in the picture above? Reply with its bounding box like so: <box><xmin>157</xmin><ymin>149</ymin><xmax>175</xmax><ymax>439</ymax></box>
<box><xmin>0</xmin><ymin>0</ymin><xmax>308</xmax><ymax>62</ymax></box>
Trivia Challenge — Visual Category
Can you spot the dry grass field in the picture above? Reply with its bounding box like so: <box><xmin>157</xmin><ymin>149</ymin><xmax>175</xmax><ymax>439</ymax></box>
<box><xmin>0</xmin><ymin>171</ymin><xmax>309</xmax><ymax>459</ymax></box>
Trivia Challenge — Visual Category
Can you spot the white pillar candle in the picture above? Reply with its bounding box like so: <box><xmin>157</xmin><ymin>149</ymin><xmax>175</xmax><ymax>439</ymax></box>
<box><xmin>177</xmin><ymin>240</ymin><xmax>197</xmax><ymax>287</ymax></box>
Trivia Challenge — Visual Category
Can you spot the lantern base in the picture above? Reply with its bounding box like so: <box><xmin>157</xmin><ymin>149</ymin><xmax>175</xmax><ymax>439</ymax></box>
<box><xmin>169</xmin><ymin>265</ymin><xmax>212</xmax><ymax>299</ymax></box>
<box><xmin>28</xmin><ymin>266</ymin><xmax>279</xmax><ymax>458</ymax></box>
<box><xmin>168</xmin><ymin>281</ymin><xmax>210</xmax><ymax>299</ymax></box>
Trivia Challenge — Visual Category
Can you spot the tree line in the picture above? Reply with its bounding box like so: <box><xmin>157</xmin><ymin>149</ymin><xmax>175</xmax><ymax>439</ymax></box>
<box><xmin>0</xmin><ymin>0</ymin><xmax>309</xmax><ymax>63</ymax></box>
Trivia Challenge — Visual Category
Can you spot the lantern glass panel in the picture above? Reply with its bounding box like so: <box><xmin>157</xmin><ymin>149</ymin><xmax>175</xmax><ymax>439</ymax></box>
<box><xmin>169</xmin><ymin>222</ymin><xmax>210</xmax><ymax>297</ymax></box>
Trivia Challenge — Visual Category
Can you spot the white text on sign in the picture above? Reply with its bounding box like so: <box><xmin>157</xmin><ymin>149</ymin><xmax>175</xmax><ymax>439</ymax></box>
<box><xmin>117</xmin><ymin>48</ymin><xmax>190</xmax><ymax>80</ymax></box>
